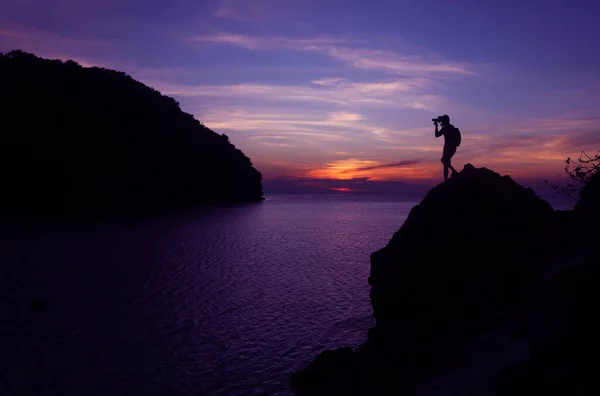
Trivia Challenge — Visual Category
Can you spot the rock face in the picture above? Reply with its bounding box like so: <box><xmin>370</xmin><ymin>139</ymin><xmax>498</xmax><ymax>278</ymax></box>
<box><xmin>292</xmin><ymin>164</ymin><xmax>600</xmax><ymax>395</ymax></box>
<box><xmin>0</xmin><ymin>50</ymin><xmax>263</xmax><ymax>218</ymax></box>
<box><xmin>575</xmin><ymin>170</ymin><xmax>600</xmax><ymax>225</ymax></box>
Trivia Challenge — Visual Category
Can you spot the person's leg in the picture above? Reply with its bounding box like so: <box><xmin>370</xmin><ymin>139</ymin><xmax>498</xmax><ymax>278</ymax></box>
<box><xmin>442</xmin><ymin>146</ymin><xmax>452</xmax><ymax>181</ymax></box>
<box><xmin>448</xmin><ymin>160</ymin><xmax>458</xmax><ymax>174</ymax></box>
<box><xmin>448</xmin><ymin>146</ymin><xmax>458</xmax><ymax>175</ymax></box>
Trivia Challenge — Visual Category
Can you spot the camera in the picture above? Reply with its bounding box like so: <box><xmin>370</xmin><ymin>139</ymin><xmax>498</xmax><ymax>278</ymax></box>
<box><xmin>432</xmin><ymin>115</ymin><xmax>447</xmax><ymax>124</ymax></box>
<box><xmin>433</xmin><ymin>115</ymin><xmax>449</xmax><ymax>124</ymax></box>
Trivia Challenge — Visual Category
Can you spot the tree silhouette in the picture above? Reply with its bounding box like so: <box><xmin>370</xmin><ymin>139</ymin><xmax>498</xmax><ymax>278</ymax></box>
<box><xmin>547</xmin><ymin>151</ymin><xmax>599</xmax><ymax>199</ymax></box>
<box><xmin>0</xmin><ymin>50</ymin><xmax>263</xmax><ymax>218</ymax></box>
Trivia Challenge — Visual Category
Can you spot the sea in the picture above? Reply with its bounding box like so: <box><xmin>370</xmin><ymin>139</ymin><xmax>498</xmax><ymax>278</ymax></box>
<box><xmin>0</xmin><ymin>193</ymin><xmax>572</xmax><ymax>396</ymax></box>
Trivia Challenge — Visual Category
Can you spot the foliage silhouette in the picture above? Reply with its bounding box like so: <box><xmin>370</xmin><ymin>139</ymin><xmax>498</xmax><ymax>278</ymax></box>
<box><xmin>0</xmin><ymin>50</ymin><xmax>263</xmax><ymax>218</ymax></box>
<box><xmin>547</xmin><ymin>150</ymin><xmax>599</xmax><ymax>199</ymax></box>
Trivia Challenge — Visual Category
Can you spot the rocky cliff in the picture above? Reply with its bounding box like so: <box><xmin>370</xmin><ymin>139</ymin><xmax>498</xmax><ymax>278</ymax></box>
<box><xmin>0</xmin><ymin>50</ymin><xmax>263</xmax><ymax>219</ymax></box>
<box><xmin>292</xmin><ymin>164</ymin><xmax>600</xmax><ymax>395</ymax></box>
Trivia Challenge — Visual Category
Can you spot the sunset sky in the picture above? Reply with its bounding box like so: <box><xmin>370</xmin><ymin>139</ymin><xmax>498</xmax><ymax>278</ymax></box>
<box><xmin>1</xmin><ymin>0</ymin><xmax>599</xmax><ymax>189</ymax></box>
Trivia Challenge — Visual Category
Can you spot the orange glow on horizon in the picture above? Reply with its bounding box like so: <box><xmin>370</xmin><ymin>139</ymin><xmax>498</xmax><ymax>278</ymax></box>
<box><xmin>331</xmin><ymin>187</ymin><xmax>352</xmax><ymax>192</ymax></box>
<box><xmin>305</xmin><ymin>158</ymin><xmax>438</xmax><ymax>181</ymax></box>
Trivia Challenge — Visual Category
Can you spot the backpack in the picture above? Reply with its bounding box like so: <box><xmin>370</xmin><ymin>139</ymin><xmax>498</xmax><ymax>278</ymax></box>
<box><xmin>455</xmin><ymin>127</ymin><xmax>461</xmax><ymax>147</ymax></box>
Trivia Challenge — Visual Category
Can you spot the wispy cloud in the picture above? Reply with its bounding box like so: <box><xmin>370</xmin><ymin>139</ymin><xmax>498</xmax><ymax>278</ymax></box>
<box><xmin>190</xmin><ymin>32</ymin><xmax>350</xmax><ymax>51</ymax></box>
<box><xmin>152</xmin><ymin>79</ymin><xmax>442</xmax><ymax>109</ymax></box>
<box><xmin>311</xmin><ymin>78</ymin><xmax>430</xmax><ymax>93</ymax></box>
<box><xmin>311</xmin><ymin>78</ymin><xmax>347</xmax><ymax>86</ymax></box>
<box><xmin>323</xmin><ymin>47</ymin><xmax>476</xmax><ymax>76</ymax></box>
<box><xmin>328</xmin><ymin>112</ymin><xmax>364</xmax><ymax>122</ymax></box>
<box><xmin>353</xmin><ymin>159</ymin><xmax>422</xmax><ymax>172</ymax></box>
<box><xmin>189</xmin><ymin>32</ymin><xmax>476</xmax><ymax>77</ymax></box>
<box><xmin>199</xmin><ymin>108</ymin><xmax>371</xmax><ymax>139</ymax></box>
<box><xmin>249</xmin><ymin>135</ymin><xmax>298</xmax><ymax>147</ymax></box>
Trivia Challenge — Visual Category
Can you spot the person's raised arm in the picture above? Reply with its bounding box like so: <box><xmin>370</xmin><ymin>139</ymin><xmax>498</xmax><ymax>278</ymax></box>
<box><xmin>435</xmin><ymin>122</ymin><xmax>443</xmax><ymax>138</ymax></box>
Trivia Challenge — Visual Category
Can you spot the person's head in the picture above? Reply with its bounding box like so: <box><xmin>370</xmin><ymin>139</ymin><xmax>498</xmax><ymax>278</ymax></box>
<box><xmin>440</xmin><ymin>114</ymin><xmax>450</xmax><ymax>126</ymax></box>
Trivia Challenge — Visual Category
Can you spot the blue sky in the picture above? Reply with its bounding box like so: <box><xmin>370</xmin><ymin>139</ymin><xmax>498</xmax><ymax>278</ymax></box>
<box><xmin>1</xmin><ymin>0</ymin><xmax>599</xmax><ymax>184</ymax></box>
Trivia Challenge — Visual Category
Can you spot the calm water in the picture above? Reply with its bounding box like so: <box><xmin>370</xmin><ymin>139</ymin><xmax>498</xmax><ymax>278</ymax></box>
<box><xmin>1</xmin><ymin>194</ymin><xmax>417</xmax><ymax>396</ymax></box>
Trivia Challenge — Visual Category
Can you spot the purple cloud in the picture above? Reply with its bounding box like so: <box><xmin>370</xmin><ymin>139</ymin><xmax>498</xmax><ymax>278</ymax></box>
<box><xmin>352</xmin><ymin>159</ymin><xmax>422</xmax><ymax>172</ymax></box>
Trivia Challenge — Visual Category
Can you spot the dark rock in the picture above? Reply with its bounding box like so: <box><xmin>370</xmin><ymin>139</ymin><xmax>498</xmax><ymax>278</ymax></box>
<box><xmin>369</xmin><ymin>164</ymin><xmax>554</xmax><ymax>333</ymax></box>
<box><xmin>493</xmin><ymin>235</ymin><xmax>600</xmax><ymax>396</ymax></box>
<box><xmin>575</xmin><ymin>169</ymin><xmax>600</xmax><ymax>225</ymax></box>
<box><xmin>0</xmin><ymin>50</ymin><xmax>263</xmax><ymax>220</ymax></box>
<box><xmin>292</xmin><ymin>164</ymin><xmax>600</xmax><ymax>396</ymax></box>
<box><xmin>291</xmin><ymin>348</ymin><xmax>355</xmax><ymax>396</ymax></box>
<box><xmin>31</xmin><ymin>300</ymin><xmax>47</xmax><ymax>312</ymax></box>
<box><xmin>491</xmin><ymin>170</ymin><xmax>600</xmax><ymax>394</ymax></box>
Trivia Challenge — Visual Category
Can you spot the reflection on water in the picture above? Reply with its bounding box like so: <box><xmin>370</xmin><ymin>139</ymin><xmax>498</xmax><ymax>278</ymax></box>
<box><xmin>0</xmin><ymin>192</ymin><xmax>572</xmax><ymax>395</ymax></box>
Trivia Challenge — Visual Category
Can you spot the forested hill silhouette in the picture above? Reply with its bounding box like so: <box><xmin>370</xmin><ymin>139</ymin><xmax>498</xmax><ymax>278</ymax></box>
<box><xmin>0</xmin><ymin>50</ymin><xmax>263</xmax><ymax>219</ymax></box>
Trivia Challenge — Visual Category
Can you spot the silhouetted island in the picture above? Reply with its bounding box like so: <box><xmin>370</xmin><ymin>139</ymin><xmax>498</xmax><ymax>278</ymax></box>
<box><xmin>0</xmin><ymin>50</ymin><xmax>263</xmax><ymax>219</ymax></box>
<box><xmin>292</xmin><ymin>164</ymin><xmax>600</xmax><ymax>396</ymax></box>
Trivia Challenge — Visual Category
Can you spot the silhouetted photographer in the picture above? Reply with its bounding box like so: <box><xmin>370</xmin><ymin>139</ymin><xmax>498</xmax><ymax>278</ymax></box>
<box><xmin>433</xmin><ymin>114</ymin><xmax>461</xmax><ymax>181</ymax></box>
